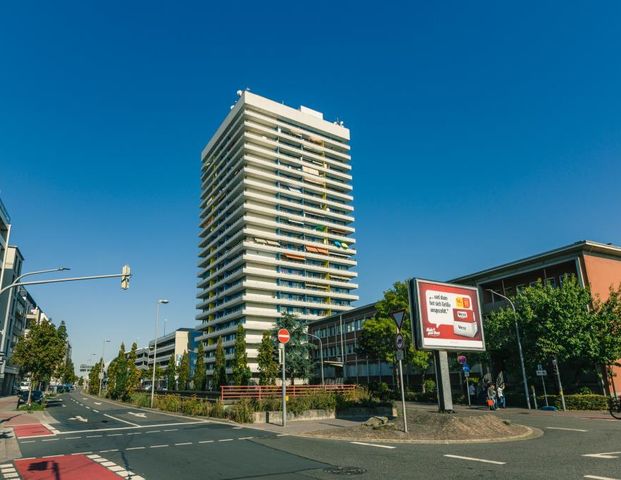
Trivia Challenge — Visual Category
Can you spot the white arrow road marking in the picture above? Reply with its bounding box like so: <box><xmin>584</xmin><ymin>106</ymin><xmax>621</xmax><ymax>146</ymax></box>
<box><xmin>582</xmin><ymin>452</ymin><xmax>621</xmax><ymax>459</ymax></box>
<box><xmin>69</xmin><ymin>416</ymin><xmax>88</xmax><ymax>423</ymax></box>
<box><xmin>127</xmin><ymin>412</ymin><xmax>147</xmax><ymax>418</ymax></box>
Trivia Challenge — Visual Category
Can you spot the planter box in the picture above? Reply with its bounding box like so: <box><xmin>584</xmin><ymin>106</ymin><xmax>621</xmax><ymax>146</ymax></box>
<box><xmin>337</xmin><ymin>405</ymin><xmax>397</xmax><ymax>418</ymax></box>
<box><xmin>253</xmin><ymin>409</ymin><xmax>335</xmax><ymax>424</ymax></box>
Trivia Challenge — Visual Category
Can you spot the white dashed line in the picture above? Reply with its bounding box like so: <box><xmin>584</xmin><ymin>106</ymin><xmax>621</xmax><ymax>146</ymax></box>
<box><xmin>100</xmin><ymin>449</ymin><xmax>119</xmax><ymax>453</ymax></box>
<box><xmin>163</xmin><ymin>429</ymin><xmax>178</xmax><ymax>432</ymax></box>
<box><xmin>175</xmin><ymin>442</ymin><xmax>192</xmax><ymax>446</ymax></box>
<box><xmin>546</xmin><ymin>427</ymin><xmax>588</xmax><ymax>432</ymax></box>
<box><xmin>42</xmin><ymin>438</ymin><xmax>59</xmax><ymax>442</ymax></box>
<box><xmin>350</xmin><ymin>441</ymin><xmax>396</xmax><ymax>449</ymax></box>
<box><xmin>86</xmin><ymin>435</ymin><xmax>103</xmax><ymax>438</ymax></box>
<box><xmin>444</xmin><ymin>454</ymin><xmax>505</xmax><ymax>465</ymax></box>
<box><xmin>126</xmin><ymin>446</ymin><xmax>146</xmax><ymax>450</ymax></box>
<box><xmin>145</xmin><ymin>430</ymin><xmax>161</xmax><ymax>434</ymax></box>
<box><xmin>66</xmin><ymin>436</ymin><xmax>82</xmax><ymax>440</ymax></box>
<box><xmin>149</xmin><ymin>444</ymin><xmax>168</xmax><ymax>448</ymax></box>
<box><xmin>238</xmin><ymin>436</ymin><xmax>254</xmax><ymax>440</ymax></box>
<box><xmin>218</xmin><ymin>438</ymin><xmax>234</xmax><ymax>442</ymax></box>
<box><xmin>107</xmin><ymin>434</ymin><xmax>123</xmax><ymax>437</ymax></box>
<box><xmin>199</xmin><ymin>440</ymin><xmax>214</xmax><ymax>444</ymax></box>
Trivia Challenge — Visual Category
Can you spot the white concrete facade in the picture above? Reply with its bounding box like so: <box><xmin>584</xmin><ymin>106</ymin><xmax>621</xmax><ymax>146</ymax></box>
<box><xmin>197</xmin><ymin>91</ymin><xmax>358</xmax><ymax>377</ymax></box>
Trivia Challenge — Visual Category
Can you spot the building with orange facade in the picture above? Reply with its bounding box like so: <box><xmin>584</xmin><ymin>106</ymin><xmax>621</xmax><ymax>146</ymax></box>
<box><xmin>453</xmin><ymin>240</ymin><xmax>621</xmax><ymax>395</ymax></box>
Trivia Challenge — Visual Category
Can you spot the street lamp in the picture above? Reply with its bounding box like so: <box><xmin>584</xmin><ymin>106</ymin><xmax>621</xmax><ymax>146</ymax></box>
<box><xmin>307</xmin><ymin>332</ymin><xmax>324</xmax><ymax>386</ymax></box>
<box><xmin>98</xmin><ymin>339</ymin><xmax>111</xmax><ymax>396</ymax></box>
<box><xmin>0</xmin><ymin>267</ymin><xmax>70</xmax><ymax>352</ymax></box>
<box><xmin>487</xmin><ymin>289</ymin><xmax>531</xmax><ymax>410</ymax></box>
<box><xmin>151</xmin><ymin>299</ymin><xmax>169</xmax><ymax>408</ymax></box>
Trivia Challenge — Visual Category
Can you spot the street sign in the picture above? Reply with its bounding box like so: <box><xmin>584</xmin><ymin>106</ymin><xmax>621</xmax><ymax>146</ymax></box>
<box><xmin>462</xmin><ymin>365</ymin><xmax>471</xmax><ymax>374</ymax></box>
<box><xmin>98</xmin><ymin>372</ymin><xmax>104</xmax><ymax>380</ymax></box>
<box><xmin>390</xmin><ymin>310</ymin><xmax>407</xmax><ymax>331</ymax></box>
<box><xmin>536</xmin><ymin>369</ymin><xmax>547</xmax><ymax>376</ymax></box>
<box><xmin>396</xmin><ymin>350</ymin><xmax>404</xmax><ymax>361</ymax></box>
<box><xmin>395</xmin><ymin>333</ymin><xmax>404</xmax><ymax>350</ymax></box>
<box><xmin>277</xmin><ymin>329</ymin><xmax>290</xmax><ymax>344</ymax></box>
<box><xmin>457</xmin><ymin>355</ymin><xmax>467</xmax><ymax>365</ymax></box>
<box><xmin>278</xmin><ymin>343</ymin><xmax>284</xmax><ymax>365</ymax></box>
<box><xmin>464</xmin><ymin>370</ymin><xmax>470</xmax><ymax>378</ymax></box>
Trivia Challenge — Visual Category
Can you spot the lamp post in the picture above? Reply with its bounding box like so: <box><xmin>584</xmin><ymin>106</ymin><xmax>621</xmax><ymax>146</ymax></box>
<box><xmin>98</xmin><ymin>339</ymin><xmax>110</xmax><ymax>396</ymax></box>
<box><xmin>307</xmin><ymin>332</ymin><xmax>324</xmax><ymax>385</ymax></box>
<box><xmin>487</xmin><ymin>289</ymin><xmax>531</xmax><ymax>410</ymax></box>
<box><xmin>0</xmin><ymin>267</ymin><xmax>70</xmax><ymax>353</ymax></box>
<box><xmin>151</xmin><ymin>299</ymin><xmax>169</xmax><ymax>408</ymax></box>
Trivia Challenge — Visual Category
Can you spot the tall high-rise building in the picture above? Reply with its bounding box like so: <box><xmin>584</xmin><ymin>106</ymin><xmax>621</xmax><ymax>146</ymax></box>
<box><xmin>197</xmin><ymin>91</ymin><xmax>358</xmax><ymax>378</ymax></box>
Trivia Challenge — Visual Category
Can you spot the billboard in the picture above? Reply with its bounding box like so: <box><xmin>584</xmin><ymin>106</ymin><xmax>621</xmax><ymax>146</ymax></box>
<box><xmin>409</xmin><ymin>278</ymin><xmax>485</xmax><ymax>351</ymax></box>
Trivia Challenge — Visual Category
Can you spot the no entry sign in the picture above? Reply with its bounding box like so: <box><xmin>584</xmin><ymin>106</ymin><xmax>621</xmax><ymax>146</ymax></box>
<box><xmin>277</xmin><ymin>328</ymin><xmax>290</xmax><ymax>344</ymax></box>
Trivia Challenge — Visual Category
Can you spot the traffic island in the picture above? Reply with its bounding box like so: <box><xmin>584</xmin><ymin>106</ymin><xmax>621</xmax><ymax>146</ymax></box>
<box><xmin>303</xmin><ymin>409</ymin><xmax>541</xmax><ymax>444</ymax></box>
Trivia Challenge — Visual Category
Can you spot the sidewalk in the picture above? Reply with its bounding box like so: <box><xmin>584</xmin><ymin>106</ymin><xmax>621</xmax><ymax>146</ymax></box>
<box><xmin>248</xmin><ymin>417</ymin><xmax>364</xmax><ymax>435</ymax></box>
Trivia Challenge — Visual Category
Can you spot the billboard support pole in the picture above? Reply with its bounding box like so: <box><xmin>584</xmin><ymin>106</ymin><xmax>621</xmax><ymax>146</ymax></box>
<box><xmin>435</xmin><ymin>350</ymin><xmax>454</xmax><ymax>413</ymax></box>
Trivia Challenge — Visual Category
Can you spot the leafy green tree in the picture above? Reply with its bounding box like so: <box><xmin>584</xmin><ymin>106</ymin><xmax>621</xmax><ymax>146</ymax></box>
<box><xmin>232</xmin><ymin>325</ymin><xmax>252</xmax><ymax>386</ymax></box>
<box><xmin>257</xmin><ymin>331</ymin><xmax>278</xmax><ymax>385</ymax></box>
<box><xmin>12</xmin><ymin>319</ymin><xmax>66</xmax><ymax>404</ymax></box>
<box><xmin>193</xmin><ymin>342</ymin><xmax>206</xmax><ymax>391</ymax></box>
<box><xmin>177</xmin><ymin>352</ymin><xmax>191</xmax><ymax>390</ymax></box>
<box><xmin>61</xmin><ymin>358</ymin><xmax>77</xmax><ymax>384</ymax></box>
<box><xmin>591</xmin><ymin>284</ymin><xmax>621</xmax><ymax>393</ymax></box>
<box><xmin>357</xmin><ymin>281</ymin><xmax>431</xmax><ymax>388</ymax></box>
<box><xmin>126</xmin><ymin>342</ymin><xmax>142</xmax><ymax>395</ymax></box>
<box><xmin>166</xmin><ymin>359</ymin><xmax>177</xmax><ymax>390</ymax></box>
<box><xmin>77</xmin><ymin>377</ymin><xmax>84</xmax><ymax>387</ymax></box>
<box><xmin>88</xmin><ymin>359</ymin><xmax>103</xmax><ymax>394</ymax></box>
<box><xmin>274</xmin><ymin>313</ymin><xmax>313</xmax><ymax>384</ymax></box>
<box><xmin>107</xmin><ymin>343</ymin><xmax>129</xmax><ymax>400</ymax></box>
<box><xmin>212</xmin><ymin>337</ymin><xmax>227</xmax><ymax>390</ymax></box>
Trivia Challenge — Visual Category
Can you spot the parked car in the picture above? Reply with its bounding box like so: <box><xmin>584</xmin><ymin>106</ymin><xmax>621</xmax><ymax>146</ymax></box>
<box><xmin>17</xmin><ymin>390</ymin><xmax>45</xmax><ymax>405</ymax></box>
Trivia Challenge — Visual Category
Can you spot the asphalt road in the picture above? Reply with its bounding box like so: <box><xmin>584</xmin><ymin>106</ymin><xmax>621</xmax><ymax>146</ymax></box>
<box><xmin>14</xmin><ymin>392</ymin><xmax>621</xmax><ymax>479</ymax></box>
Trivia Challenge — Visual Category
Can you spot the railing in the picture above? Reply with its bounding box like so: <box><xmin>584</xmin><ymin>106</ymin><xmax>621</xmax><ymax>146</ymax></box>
<box><xmin>220</xmin><ymin>384</ymin><xmax>357</xmax><ymax>401</ymax></box>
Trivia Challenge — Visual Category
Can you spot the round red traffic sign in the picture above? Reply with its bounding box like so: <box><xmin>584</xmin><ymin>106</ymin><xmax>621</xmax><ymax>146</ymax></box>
<box><xmin>278</xmin><ymin>328</ymin><xmax>290</xmax><ymax>344</ymax></box>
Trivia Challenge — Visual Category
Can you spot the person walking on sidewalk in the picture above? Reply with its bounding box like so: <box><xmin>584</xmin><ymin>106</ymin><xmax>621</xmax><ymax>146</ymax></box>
<box><xmin>497</xmin><ymin>384</ymin><xmax>506</xmax><ymax>408</ymax></box>
<box><xmin>487</xmin><ymin>384</ymin><xmax>497</xmax><ymax>410</ymax></box>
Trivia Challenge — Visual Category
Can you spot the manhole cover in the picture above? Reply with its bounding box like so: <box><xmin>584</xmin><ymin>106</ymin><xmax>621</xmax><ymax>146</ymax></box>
<box><xmin>323</xmin><ymin>466</ymin><xmax>367</xmax><ymax>475</ymax></box>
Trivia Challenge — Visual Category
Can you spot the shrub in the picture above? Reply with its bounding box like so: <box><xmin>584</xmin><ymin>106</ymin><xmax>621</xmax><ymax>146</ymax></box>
<box><xmin>154</xmin><ymin>394</ymin><xmax>181</xmax><ymax>412</ymax></box>
<box><xmin>536</xmin><ymin>394</ymin><xmax>608</xmax><ymax>410</ymax></box>
<box><xmin>130</xmin><ymin>393</ymin><xmax>150</xmax><ymax>408</ymax></box>
<box><xmin>252</xmin><ymin>397</ymin><xmax>281</xmax><ymax>412</ymax></box>
<box><xmin>181</xmin><ymin>396</ymin><xmax>211</xmax><ymax>416</ymax></box>
<box><xmin>406</xmin><ymin>391</ymin><xmax>437</xmax><ymax>403</ymax></box>
<box><xmin>211</xmin><ymin>400</ymin><xmax>225</xmax><ymax>418</ymax></box>
<box><xmin>578</xmin><ymin>386</ymin><xmax>593</xmax><ymax>395</ymax></box>
<box><xmin>423</xmin><ymin>379</ymin><xmax>437</xmax><ymax>393</ymax></box>
<box><xmin>368</xmin><ymin>382</ymin><xmax>392</xmax><ymax>401</ymax></box>
<box><xmin>226</xmin><ymin>399</ymin><xmax>254</xmax><ymax>423</ymax></box>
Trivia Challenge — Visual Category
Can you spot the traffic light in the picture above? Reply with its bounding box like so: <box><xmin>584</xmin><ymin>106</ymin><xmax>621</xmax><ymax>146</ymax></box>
<box><xmin>121</xmin><ymin>265</ymin><xmax>131</xmax><ymax>290</ymax></box>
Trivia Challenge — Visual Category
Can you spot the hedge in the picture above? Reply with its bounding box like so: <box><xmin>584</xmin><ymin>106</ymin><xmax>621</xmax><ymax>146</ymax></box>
<box><xmin>537</xmin><ymin>394</ymin><xmax>608</xmax><ymax>410</ymax></box>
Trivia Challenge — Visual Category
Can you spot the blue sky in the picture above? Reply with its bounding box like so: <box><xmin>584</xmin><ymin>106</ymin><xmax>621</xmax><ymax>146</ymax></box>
<box><xmin>1</xmin><ymin>1</ymin><xmax>620</xmax><ymax>369</ymax></box>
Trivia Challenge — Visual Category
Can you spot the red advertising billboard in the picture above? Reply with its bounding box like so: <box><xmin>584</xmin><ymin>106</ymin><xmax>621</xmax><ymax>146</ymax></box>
<box><xmin>409</xmin><ymin>279</ymin><xmax>485</xmax><ymax>351</ymax></box>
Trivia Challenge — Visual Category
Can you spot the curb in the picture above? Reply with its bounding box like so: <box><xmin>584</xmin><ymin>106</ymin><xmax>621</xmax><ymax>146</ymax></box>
<box><xmin>296</xmin><ymin>425</ymin><xmax>544</xmax><ymax>445</ymax></box>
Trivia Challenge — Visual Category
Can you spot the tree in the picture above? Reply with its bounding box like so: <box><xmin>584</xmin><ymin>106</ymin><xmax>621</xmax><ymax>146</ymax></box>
<box><xmin>232</xmin><ymin>325</ymin><xmax>252</xmax><ymax>386</ymax></box>
<box><xmin>257</xmin><ymin>331</ymin><xmax>278</xmax><ymax>385</ymax></box>
<box><xmin>212</xmin><ymin>336</ymin><xmax>227</xmax><ymax>390</ymax></box>
<box><xmin>12</xmin><ymin>319</ymin><xmax>66</xmax><ymax>404</ymax></box>
<box><xmin>591</xmin><ymin>284</ymin><xmax>621</xmax><ymax>393</ymax></box>
<box><xmin>177</xmin><ymin>351</ymin><xmax>191</xmax><ymax>390</ymax></box>
<box><xmin>106</xmin><ymin>343</ymin><xmax>128</xmax><ymax>400</ymax></box>
<box><xmin>357</xmin><ymin>281</ymin><xmax>431</xmax><ymax>388</ymax></box>
<box><xmin>126</xmin><ymin>343</ymin><xmax>142</xmax><ymax>396</ymax></box>
<box><xmin>166</xmin><ymin>359</ymin><xmax>177</xmax><ymax>390</ymax></box>
<box><xmin>88</xmin><ymin>359</ymin><xmax>103</xmax><ymax>394</ymax></box>
<box><xmin>61</xmin><ymin>358</ymin><xmax>77</xmax><ymax>385</ymax></box>
<box><xmin>274</xmin><ymin>313</ymin><xmax>314</xmax><ymax>384</ymax></box>
<box><xmin>193</xmin><ymin>342</ymin><xmax>206</xmax><ymax>391</ymax></box>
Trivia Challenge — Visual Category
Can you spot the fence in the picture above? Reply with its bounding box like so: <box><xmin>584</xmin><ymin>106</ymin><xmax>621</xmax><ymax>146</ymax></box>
<box><xmin>220</xmin><ymin>384</ymin><xmax>357</xmax><ymax>401</ymax></box>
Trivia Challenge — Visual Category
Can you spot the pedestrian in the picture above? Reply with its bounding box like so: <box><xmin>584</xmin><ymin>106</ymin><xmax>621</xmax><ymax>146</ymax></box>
<box><xmin>487</xmin><ymin>383</ymin><xmax>497</xmax><ymax>410</ymax></box>
<box><xmin>497</xmin><ymin>384</ymin><xmax>506</xmax><ymax>408</ymax></box>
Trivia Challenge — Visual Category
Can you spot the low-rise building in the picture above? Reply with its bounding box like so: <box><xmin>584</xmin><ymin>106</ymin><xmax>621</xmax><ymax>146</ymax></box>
<box><xmin>452</xmin><ymin>239</ymin><xmax>621</xmax><ymax>395</ymax></box>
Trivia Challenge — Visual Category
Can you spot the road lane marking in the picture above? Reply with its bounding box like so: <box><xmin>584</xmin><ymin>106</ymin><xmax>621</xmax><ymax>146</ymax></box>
<box><xmin>126</xmin><ymin>432</ymin><xmax>141</xmax><ymax>435</ymax></box>
<box><xmin>350</xmin><ymin>442</ymin><xmax>396</xmax><ymax>449</ymax></box>
<box><xmin>93</xmin><ymin>409</ymin><xmax>100</xmax><ymax>413</ymax></box>
<box><xmin>86</xmin><ymin>435</ymin><xmax>103</xmax><ymax>438</ymax></box>
<box><xmin>218</xmin><ymin>438</ymin><xmax>234</xmax><ymax>442</ymax></box>
<box><xmin>42</xmin><ymin>439</ymin><xmax>59</xmax><ymax>442</ymax></box>
<box><xmin>20</xmin><ymin>441</ymin><xmax>35</xmax><ymax>444</ymax></box>
<box><xmin>126</xmin><ymin>446</ymin><xmax>146</xmax><ymax>450</ymax></box>
<box><xmin>100</xmin><ymin>449</ymin><xmax>118</xmax><ymax>453</ymax></box>
<box><xmin>71</xmin><ymin>451</ymin><xmax>92</xmax><ymax>455</ymax></box>
<box><xmin>444</xmin><ymin>454</ymin><xmax>506</xmax><ymax>465</ymax></box>
<box><xmin>56</xmin><ymin>420</ymin><xmax>210</xmax><ymax>435</ymax></box>
<box><xmin>42</xmin><ymin>454</ymin><xmax>64</xmax><ymax>458</ymax></box>
<box><xmin>149</xmin><ymin>444</ymin><xmax>168</xmax><ymax>448</ymax></box>
<box><xmin>106</xmin><ymin>433</ymin><xmax>123</xmax><ymax>437</ymax></box>
<box><xmin>175</xmin><ymin>442</ymin><xmax>192</xmax><ymax>446</ymax></box>
<box><xmin>199</xmin><ymin>440</ymin><xmax>214</xmax><ymax>444</ymax></box>
<box><xmin>128</xmin><ymin>412</ymin><xmax>147</xmax><ymax>418</ymax></box>
<box><xmin>583</xmin><ymin>452</ymin><xmax>621</xmax><ymax>459</ymax></box>
<box><xmin>546</xmin><ymin>427</ymin><xmax>588</xmax><ymax>432</ymax></box>
<box><xmin>94</xmin><ymin>402</ymin><xmax>102</xmax><ymax>405</ymax></box>
<box><xmin>238</xmin><ymin>436</ymin><xmax>254</xmax><ymax>440</ymax></box>
<box><xmin>163</xmin><ymin>429</ymin><xmax>177</xmax><ymax>432</ymax></box>
<box><xmin>103</xmin><ymin>413</ymin><xmax>139</xmax><ymax>427</ymax></box>
<box><xmin>584</xmin><ymin>476</ymin><xmax>620</xmax><ymax>480</ymax></box>
<box><xmin>146</xmin><ymin>430</ymin><xmax>161</xmax><ymax>434</ymax></box>
<box><xmin>69</xmin><ymin>415</ymin><xmax>88</xmax><ymax>423</ymax></box>
<box><xmin>66</xmin><ymin>436</ymin><xmax>82</xmax><ymax>440</ymax></box>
